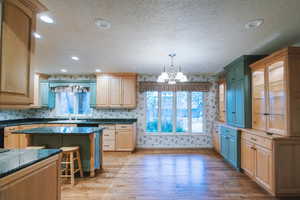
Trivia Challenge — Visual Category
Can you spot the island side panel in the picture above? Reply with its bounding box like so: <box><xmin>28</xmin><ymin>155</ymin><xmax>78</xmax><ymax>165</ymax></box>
<box><xmin>89</xmin><ymin>133</ymin><xmax>95</xmax><ymax>177</ymax></box>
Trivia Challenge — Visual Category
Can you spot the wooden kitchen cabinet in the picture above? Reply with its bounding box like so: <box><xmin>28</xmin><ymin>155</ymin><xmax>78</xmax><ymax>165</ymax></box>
<box><xmin>255</xmin><ymin>145</ymin><xmax>273</xmax><ymax>191</ymax></box>
<box><xmin>102</xmin><ymin>125</ymin><xmax>116</xmax><ymax>151</ymax></box>
<box><xmin>101</xmin><ymin>123</ymin><xmax>136</xmax><ymax>152</ymax></box>
<box><xmin>241</xmin><ymin>139</ymin><xmax>255</xmax><ymax>177</ymax></box>
<box><xmin>0</xmin><ymin>154</ymin><xmax>61</xmax><ymax>200</ymax></box>
<box><xmin>96</xmin><ymin>73</ymin><xmax>137</xmax><ymax>109</ymax></box>
<box><xmin>240</xmin><ymin>129</ymin><xmax>300</xmax><ymax>196</ymax></box>
<box><xmin>0</xmin><ymin>0</ymin><xmax>46</xmax><ymax>107</ymax></box>
<box><xmin>4</xmin><ymin>124</ymin><xmax>42</xmax><ymax>149</ymax></box>
<box><xmin>250</xmin><ymin>47</ymin><xmax>300</xmax><ymax>136</ymax></box>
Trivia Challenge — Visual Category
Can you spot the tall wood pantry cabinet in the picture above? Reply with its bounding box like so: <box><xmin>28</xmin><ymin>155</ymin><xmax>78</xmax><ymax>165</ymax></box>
<box><xmin>96</xmin><ymin>73</ymin><xmax>137</xmax><ymax>109</ymax></box>
<box><xmin>0</xmin><ymin>0</ymin><xmax>46</xmax><ymax>107</ymax></box>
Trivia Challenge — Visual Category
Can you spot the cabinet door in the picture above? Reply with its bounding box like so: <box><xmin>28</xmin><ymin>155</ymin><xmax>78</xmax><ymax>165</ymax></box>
<box><xmin>266</xmin><ymin>61</ymin><xmax>286</xmax><ymax>135</ymax></box>
<box><xmin>212</xmin><ymin>128</ymin><xmax>220</xmax><ymax>153</ymax></box>
<box><xmin>89</xmin><ymin>82</ymin><xmax>96</xmax><ymax>107</ymax></box>
<box><xmin>40</xmin><ymin>82</ymin><xmax>49</xmax><ymax>107</ymax></box>
<box><xmin>0</xmin><ymin>0</ymin><xmax>35</xmax><ymax>105</ymax></box>
<box><xmin>252</xmin><ymin>67</ymin><xmax>267</xmax><ymax>131</ymax></box>
<box><xmin>241</xmin><ymin>139</ymin><xmax>255</xmax><ymax>176</ymax></box>
<box><xmin>235</xmin><ymin>78</ymin><xmax>245</xmax><ymax>127</ymax></box>
<box><xmin>255</xmin><ymin>145</ymin><xmax>273</xmax><ymax>190</ymax></box>
<box><xmin>227</xmin><ymin>135</ymin><xmax>237</xmax><ymax>167</ymax></box>
<box><xmin>96</xmin><ymin>77</ymin><xmax>109</xmax><ymax>107</ymax></box>
<box><xmin>220</xmin><ymin>133</ymin><xmax>228</xmax><ymax>158</ymax></box>
<box><xmin>4</xmin><ymin>133</ymin><xmax>20</xmax><ymax>149</ymax></box>
<box><xmin>218</xmin><ymin>81</ymin><xmax>226</xmax><ymax>122</ymax></box>
<box><xmin>115</xmin><ymin>130</ymin><xmax>133</xmax><ymax>151</ymax></box>
<box><xmin>226</xmin><ymin>80</ymin><xmax>236</xmax><ymax>125</ymax></box>
<box><xmin>109</xmin><ymin>77</ymin><xmax>122</xmax><ymax>107</ymax></box>
<box><xmin>122</xmin><ymin>77</ymin><xmax>136</xmax><ymax>108</ymax></box>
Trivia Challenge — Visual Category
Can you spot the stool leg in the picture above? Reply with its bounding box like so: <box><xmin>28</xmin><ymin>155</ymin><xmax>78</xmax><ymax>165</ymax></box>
<box><xmin>70</xmin><ymin>152</ymin><xmax>75</xmax><ymax>185</ymax></box>
<box><xmin>76</xmin><ymin>150</ymin><xmax>84</xmax><ymax>178</ymax></box>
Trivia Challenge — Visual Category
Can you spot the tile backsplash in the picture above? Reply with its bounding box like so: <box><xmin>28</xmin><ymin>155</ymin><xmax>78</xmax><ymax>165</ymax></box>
<box><xmin>0</xmin><ymin>74</ymin><xmax>218</xmax><ymax>148</ymax></box>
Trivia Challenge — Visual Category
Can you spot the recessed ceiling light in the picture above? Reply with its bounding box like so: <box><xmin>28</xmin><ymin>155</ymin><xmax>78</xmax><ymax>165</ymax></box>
<box><xmin>71</xmin><ymin>56</ymin><xmax>80</xmax><ymax>61</ymax></box>
<box><xmin>95</xmin><ymin>69</ymin><xmax>102</xmax><ymax>72</ymax></box>
<box><xmin>33</xmin><ymin>32</ymin><xmax>42</xmax><ymax>39</ymax></box>
<box><xmin>95</xmin><ymin>18</ymin><xmax>111</xmax><ymax>29</ymax></box>
<box><xmin>61</xmin><ymin>69</ymin><xmax>67</xmax><ymax>73</ymax></box>
<box><xmin>39</xmin><ymin>14</ymin><xmax>54</xmax><ymax>24</ymax></box>
<box><xmin>245</xmin><ymin>18</ymin><xmax>264</xmax><ymax>29</ymax></box>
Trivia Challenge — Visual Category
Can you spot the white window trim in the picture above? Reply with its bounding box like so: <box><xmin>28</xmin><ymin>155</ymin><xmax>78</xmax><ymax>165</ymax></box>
<box><xmin>144</xmin><ymin>91</ymin><xmax>204</xmax><ymax>135</ymax></box>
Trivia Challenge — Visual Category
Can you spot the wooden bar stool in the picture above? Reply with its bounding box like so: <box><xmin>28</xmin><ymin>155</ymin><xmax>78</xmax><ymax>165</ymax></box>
<box><xmin>25</xmin><ymin>146</ymin><xmax>46</xmax><ymax>149</ymax></box>
<box><xmin>60</xmin><ymin>146</ymin><xmax>83</xmax><ymax>185</ymax></box>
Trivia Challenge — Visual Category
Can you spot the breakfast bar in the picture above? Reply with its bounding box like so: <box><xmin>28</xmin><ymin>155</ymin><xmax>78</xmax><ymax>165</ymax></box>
<box><xmin>13</xmin><ymin>127</ymin><xmax>103</xmax><ymax>177</ymax></box>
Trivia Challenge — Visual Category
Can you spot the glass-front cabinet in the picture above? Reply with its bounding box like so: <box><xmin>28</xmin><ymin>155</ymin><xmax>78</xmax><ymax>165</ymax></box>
<box><xmin>251</xmin><ymin>60</ymin><xmax>286</xmax><ymax>135</ymax></box>
<box><xmin>266</xmin><ymin>61</ymin><xmax>286</xmax><ymax>135</ymax></box>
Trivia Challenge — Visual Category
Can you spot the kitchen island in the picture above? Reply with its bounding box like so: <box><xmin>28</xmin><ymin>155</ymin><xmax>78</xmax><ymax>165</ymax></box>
<box><xmin>0</xmin><ymin>149</ymin><xmax>61</xmax><ymax>200</ymax></box>
<box><xmin>13</xmin><ymin>127</ymin><xmax>103</xmax><ymax>177</ymax></box>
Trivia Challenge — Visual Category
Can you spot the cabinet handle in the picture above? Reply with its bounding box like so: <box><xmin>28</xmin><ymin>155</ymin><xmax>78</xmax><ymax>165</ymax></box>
<box><xmin>232</xmin><ymin>112</ymin><xmax>236</xmax><ymax>114</ymax></box>
<box><xmin>251</xmin><ymin>147</ymin><xmax>256</xmax><ymax>150</ymax></box>
<box><xmin>251</xmin><ymin>138</ymin><xmax>257</xmax><ymax>141</ymax></box>
<box><xmin>263</xmin><ymin>113</ymin><xmax>270</xmax><ymax>116</ymax></box>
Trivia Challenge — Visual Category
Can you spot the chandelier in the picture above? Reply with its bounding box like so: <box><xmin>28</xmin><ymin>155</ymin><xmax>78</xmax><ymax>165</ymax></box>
<box><xmin>157</xmin><ymin>54</ymin><xmax>187</xmax><ymax>84</ymax></box>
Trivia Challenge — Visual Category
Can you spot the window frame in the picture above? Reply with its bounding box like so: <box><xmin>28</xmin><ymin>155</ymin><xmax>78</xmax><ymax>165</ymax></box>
<box><xmin>54</xmin><ymin>91</ymin><xmax>92</xmax><ymax>117</ymax></box>
<box><xmin>144</xmin><ymin>91</ymin><xmax>204</xmax><ymax>135</ymax></box>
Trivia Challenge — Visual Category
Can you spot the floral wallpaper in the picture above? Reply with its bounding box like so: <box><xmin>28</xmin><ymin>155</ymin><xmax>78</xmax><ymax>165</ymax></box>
<box><xmin>0</xmin><ymin>74</ymin><xmax>219</xmax><ymax>148</ymax></box>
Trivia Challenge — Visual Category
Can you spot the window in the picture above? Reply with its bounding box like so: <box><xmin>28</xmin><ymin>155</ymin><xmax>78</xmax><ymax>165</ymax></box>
<box><xmin>55</xmin><ymin>92</ymin><xmax>91</xmax><ymax>115</ymax></box>
<box><xmin>145</xmin><ymin>91</ymin><xmax>204</xmax><ymax>133</ymax></box>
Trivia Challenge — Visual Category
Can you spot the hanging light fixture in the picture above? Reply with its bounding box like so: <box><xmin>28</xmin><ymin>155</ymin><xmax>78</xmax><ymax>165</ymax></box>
<box><xmin>157</xmin><ymin>54</ymin><xmax>187</xmax><ymax>84</ymax></box>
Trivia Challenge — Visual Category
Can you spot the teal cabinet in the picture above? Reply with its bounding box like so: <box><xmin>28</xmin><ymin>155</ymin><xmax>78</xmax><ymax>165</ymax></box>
<box><xmin>39</xmin><ymin>81</ymin><xmax>55</xmax><ymax>108</ymax></box>
<box><xmin>89</xmin><ymin>82</ymin><xmax>96</xmax><ymax>107</ymax></box>
<box><xmin>220</xmin><ymin>125</ymin><xmax>240</xmax><ymax>170</ymax></box>
<box><xmin>225</xmin><ymin>55</ymin><xmax>264</xmax><ymax>128</ymax></box>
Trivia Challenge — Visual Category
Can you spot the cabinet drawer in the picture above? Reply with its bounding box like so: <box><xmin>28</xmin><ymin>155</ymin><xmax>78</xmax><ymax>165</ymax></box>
<box><xmin>101</xmin><ymin>125</ymin><xmax>116</xmax><ymax>130</ymax></box>
<box><xmin>5</xmin><ymin>126</ymin><xmax>19</xmax><ymax>132</ymax></box>
<box><xmin>103</xmin><ymin>132</ymin><xmax>115</xmax><ymax>140</ymax></box>
<box><xmin>241</xmin><ymin>132</ymin><xmax>272</xmax><ymax>150</ymax></box>
<box><xmin>103</xmin><ymin>143</ymin><xmax>115</xmax><ymax>151</ymax></box>
<box><xmin>116</xmin><ymin>124</ymin><xmax>133</xmax><ymax>130</ymax></box>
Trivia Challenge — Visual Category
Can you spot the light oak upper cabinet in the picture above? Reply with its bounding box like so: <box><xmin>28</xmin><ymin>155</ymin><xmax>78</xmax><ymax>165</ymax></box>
<box><xmin>250</xmin><ymin>47</ymin><xmax>300</xmax><ymax>136</ymax></box>
<box><xmin>218</xmin><ymin>80</ymin><xmax>226</xmax><ymax>122</ymax></box>
<box><xmin>0</xmin><ymin>0</ymin><xmax>46</xmax><ymax>107</ymax></box>
<box><xmin>96</xmin><ymin>73</ymin><xmax>137</xmax><ymax>109</ymax></box>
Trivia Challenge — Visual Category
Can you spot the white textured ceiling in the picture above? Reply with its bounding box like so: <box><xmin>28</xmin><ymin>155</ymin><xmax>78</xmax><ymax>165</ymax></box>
<box><xmin>34</xmin><ymin>0</ymin><xmax>300</xmax><ymax>74</ymax></box>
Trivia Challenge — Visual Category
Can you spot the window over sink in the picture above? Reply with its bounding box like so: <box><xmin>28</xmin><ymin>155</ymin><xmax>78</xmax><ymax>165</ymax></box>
<box><xmin>54</xmin><ymin>85</ymin><xmax>91</xmax><ymax>116</ymax></box>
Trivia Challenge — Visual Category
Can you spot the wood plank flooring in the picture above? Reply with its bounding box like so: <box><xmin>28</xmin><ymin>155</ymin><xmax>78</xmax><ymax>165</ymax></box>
<box><xmin>61</xmin><ymin>149</ymin><xmax>297</xmax><ymax>200</ymax></box>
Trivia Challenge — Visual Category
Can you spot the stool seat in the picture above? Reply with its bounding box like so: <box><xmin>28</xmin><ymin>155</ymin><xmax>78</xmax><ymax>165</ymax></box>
<box><xmin>26</xmin><ymin>146</ymin><xmax>46</xmax><ymax>150</ymax></box>
<box><xmin>60</xmin><ymin>146</ymin><xmax>79</xmax><ymax>152</ymax></box>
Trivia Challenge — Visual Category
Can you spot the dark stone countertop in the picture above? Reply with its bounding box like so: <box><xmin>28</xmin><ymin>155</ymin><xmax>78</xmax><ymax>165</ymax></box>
<box><xmin>0</xmin><ymin>118</ymin><xmax>137</xmax><ymax>128</ymax></box>
<box><xmin>12</xmin><ymin>127</ymin><xmax>104</xmax><ymax>135</ymax></box>
<box><xmin>0</xmin><ymin>149</ymin><xmax>61</xmax><ymax>178</ymax></box>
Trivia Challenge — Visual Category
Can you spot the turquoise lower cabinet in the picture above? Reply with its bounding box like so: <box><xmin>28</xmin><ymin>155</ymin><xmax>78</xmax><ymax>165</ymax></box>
<box><xmin>220</xmin><ymin>125</ymin><xmax>240</xmax><ymax>170</ymax></box>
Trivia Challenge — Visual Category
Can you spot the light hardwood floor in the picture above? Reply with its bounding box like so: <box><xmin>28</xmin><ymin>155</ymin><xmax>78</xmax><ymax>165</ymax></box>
<box><xmin>61</xmin><ymin>150</ymin><xmax>297</xmax><ymax>200</ymax></box>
